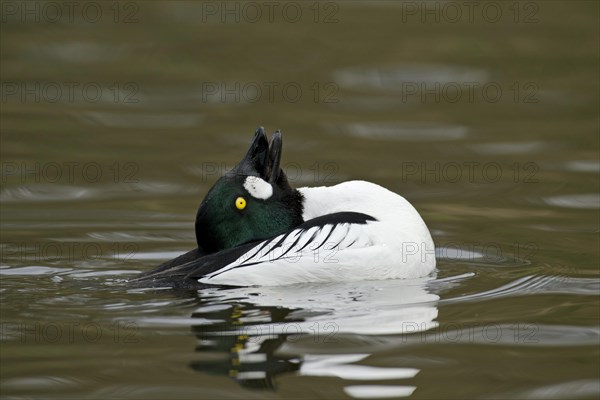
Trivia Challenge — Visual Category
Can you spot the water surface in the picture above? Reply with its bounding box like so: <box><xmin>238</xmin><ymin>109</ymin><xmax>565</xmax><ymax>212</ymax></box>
<box><xmin>1</xmin><ymin>2</ymin><xmax>599</xmax><ymax>399</ymax></box>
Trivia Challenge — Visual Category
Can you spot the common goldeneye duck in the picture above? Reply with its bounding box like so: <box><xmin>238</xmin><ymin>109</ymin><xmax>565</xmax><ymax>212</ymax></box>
<box><xmin>134</xmin><ymin>127</ymin><xmax>435</xmax><ymax>288</ymax></box>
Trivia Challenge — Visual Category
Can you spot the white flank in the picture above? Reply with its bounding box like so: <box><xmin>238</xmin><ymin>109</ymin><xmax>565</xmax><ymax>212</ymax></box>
<box><xmin>243</xmin><ymin>176</ymin><xmax>273</xmax><ymax>200</ymax></box>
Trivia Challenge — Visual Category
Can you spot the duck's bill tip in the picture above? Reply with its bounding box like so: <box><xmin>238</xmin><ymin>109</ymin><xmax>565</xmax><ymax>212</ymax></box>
<box><xmin>230</xmin><ymin>126</ymin><xmax>272</xmax><ymax>180</ymax></box>
<box><xmin>254</xmin><ymin>126</ymin><xmax>266</xmax><ymax>138</ymax></box>
<box><xmin>269</xmin><ymin>130</ymin><xmax>282</xmax><ymax>149</ymax></box>
<box><xmin>268</xmin><ymin>130</ymin><xmax>283</xmax><ymax>183</ymax></box>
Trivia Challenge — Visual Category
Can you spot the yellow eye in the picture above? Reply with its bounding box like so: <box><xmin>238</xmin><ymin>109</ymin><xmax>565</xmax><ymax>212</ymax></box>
<box><xmin>235</xmin><ymin>197</ymin><xmax>246</xmax><ymax>210</ymax></box>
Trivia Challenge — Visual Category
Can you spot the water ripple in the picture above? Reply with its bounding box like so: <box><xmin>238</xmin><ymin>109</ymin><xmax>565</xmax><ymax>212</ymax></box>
<box><xmin>75</xmin><ymin>111</ymin><xmax>204</xmax><ymax>128</ymax></box>
<box><xmin>542</xmin><ymin>194</ymin><xmax>600</xmax><ymax>209</ymax></box>
<box><xmin>563</xmin><ymin>161</ymin><xmax>600</xmax><ymax>173</ymax></box>
<box><xmin>333</xmin><ymin>64</ymin><xmax>489</xmax><ymax>91</ymax></box>
<box><xmin>469</xmin><ymin>141</ymin><xmax>551</xmax><ymax>155</ymax></box>
<box><xmin>2</xmin><ymin>376</ymin><xmax>85</xmax><ymax>391</ymax></box>
<box><xmin>0</xmin><ymin>182</ymin><xmax>199</xmax><ymax>203</ymax></box>
<box><xmin>443</xmin><ymin>275</ymin><xmax>599</xmax><ymax>303</ymax></box>
<box><xmin>0</xmin><ymin>185</ymin><xmax>90</xmax><ymax>202</ymax></box>
<box><xmin>24</xmin><ymin>42</ymin><xmax>129</xmax><ymax>64</ymax></box>
<box><xmin>0</xmin><ymin>266</ymin><xmax>73</xmax><ymax>276</ymax></box>
<box><xmin>327</xmin><ymin>122</ymin><xmax>468</xmax><ymax>141</ymax></box>
<box><xmin>412</xmin><ymin>324</ymin><xmax>600</xmax><ymax>347</ymax></box>
<box><xmin>499</xmin><ymin>379</ymin><xmax>600</xmax><ymax>399</ymax></box>
<box><xmin>86</xmin><ymin>231</ymin><xmax>194</xmax><ymax>243</ymax></box>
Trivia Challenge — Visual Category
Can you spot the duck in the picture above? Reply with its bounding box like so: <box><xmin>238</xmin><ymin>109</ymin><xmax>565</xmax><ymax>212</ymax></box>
<box><xmin>133</xmin><ymin>127</ymin><xmax>436</xmax><ymax>288</ymax></box>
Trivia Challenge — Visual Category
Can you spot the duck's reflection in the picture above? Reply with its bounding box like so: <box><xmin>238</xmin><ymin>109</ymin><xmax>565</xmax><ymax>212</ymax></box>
<box><xmin>189</xmin><ymin>304</ymin><xmax>302</xmax><ymax>389</ymax></box>
<box><xmin>188</xmin><ymin>278</ymin><xmax>439</xmax><ymax>395</ymax></box>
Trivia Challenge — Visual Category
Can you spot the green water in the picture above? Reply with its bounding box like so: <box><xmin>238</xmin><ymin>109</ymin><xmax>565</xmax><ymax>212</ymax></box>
<box><xmin>1</xmin><ymin>1</ymin><xmax>599</xmax><ymax>399</ymax></box>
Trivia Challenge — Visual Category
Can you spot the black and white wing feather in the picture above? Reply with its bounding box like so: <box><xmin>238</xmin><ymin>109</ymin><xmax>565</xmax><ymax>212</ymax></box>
<box><xmin>195</xmin><ymin>212</ymin><xmax>376</xmax><ymax>285</ymax></box>
<box><xmin>131</xmin><ymin>212</ymin><xmax>376</xmax><ymax>288</ymax></box>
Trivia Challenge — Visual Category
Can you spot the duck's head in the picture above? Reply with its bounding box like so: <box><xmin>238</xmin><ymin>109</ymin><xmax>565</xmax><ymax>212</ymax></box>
<box><xmin>195</xmin><ymin>127</ymin><xmax>303</xmax><ymax>253</ymax></box>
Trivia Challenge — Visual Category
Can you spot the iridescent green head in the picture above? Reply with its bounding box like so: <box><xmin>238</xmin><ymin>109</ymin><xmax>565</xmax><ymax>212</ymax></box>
<box><xmin>195</xmin><ymin>128</ymin><xmax>303</xmax><ymax>253</ymax></box>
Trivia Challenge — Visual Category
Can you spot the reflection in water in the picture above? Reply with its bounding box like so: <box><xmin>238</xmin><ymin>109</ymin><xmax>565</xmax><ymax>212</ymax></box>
<box><xmin>190</xmin><ymin>304</ymin><xmax>302</xmax><ymax>389</ymax></box>
<box><xmin>188</xmin><ymin>279</ymin><xmax>439</xmax><ymax>396</ymax></box>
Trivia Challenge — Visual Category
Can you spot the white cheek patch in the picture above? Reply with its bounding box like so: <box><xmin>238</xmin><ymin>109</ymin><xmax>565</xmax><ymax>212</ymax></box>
<box><xmin>243</xmin><ymin>176</ymin><xmax>273</xmax><ymax>200</ymax></box>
